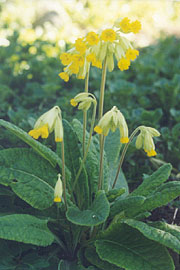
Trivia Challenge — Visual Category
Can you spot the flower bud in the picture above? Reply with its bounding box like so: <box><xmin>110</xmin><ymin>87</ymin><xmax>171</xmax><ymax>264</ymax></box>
<box><xmin>54</xmin><ymin>174</ymin><xmax>63</xmax><ymax>202</ymax></box>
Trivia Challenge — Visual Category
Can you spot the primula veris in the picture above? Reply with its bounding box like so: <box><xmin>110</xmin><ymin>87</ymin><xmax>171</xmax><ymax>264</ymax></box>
<box><xmin>70</xmin><ymin>92</ymin><xmax>96</xmax><ymax>111</ymax></box>
<box><xmin>54</xmin><ymin>174</ymin><xmax>63</xmax><ymax>202</ymax></box>
<box><xmin>94</xmin><ymin>106</ymin><xmax>129</xmax><ymax>143</ymax></box>
<box><xmin>59</xmin><ymin>17</ymin><xmax>141</xmax><ymax>80</ymax></box>
<box><xmin>28</xmin><ymin>106</ymin><xmax>63</xmax><ymax>142</ymax></box>
<box><xmin>136</xmin><ymin>126</ymin><xmax>160</xmax><ymax>157</ymax></box>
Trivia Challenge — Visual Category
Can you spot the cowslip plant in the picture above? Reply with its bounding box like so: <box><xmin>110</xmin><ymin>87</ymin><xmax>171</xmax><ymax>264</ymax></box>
<box><xmin>0</xmin><ymin>18</ymin><xmax>180</xmax><ymax>270</ymax></box>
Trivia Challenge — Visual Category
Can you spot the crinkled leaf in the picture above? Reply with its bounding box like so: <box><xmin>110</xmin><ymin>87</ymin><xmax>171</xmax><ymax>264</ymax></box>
<box><xmin>0</xmin><ymin>214</ymin><xmax>54</xmax><ymax>246</ymax></box>
<box><xmin>66</xmin><ymin>191</ymin><xmax>110</xmax><ymax>226</ymax></box>
<box><xmin>131</xmin><ymin>164</ymin><xmax>172</xmax><ymax>197</ymax></box>
<box><xmin>0</xmin><ymin>148</ymin><xmax>55</xmax><ymax>209</ymax></box>
<box><xmin>124</xmin><ymin>219</ymin><xmax>180</xmax><ymax>254</ymax></box>
<box><xmin>95</xmin><ymin>223</ymin><xmax>174</xmax><ymax>270</ymax></box>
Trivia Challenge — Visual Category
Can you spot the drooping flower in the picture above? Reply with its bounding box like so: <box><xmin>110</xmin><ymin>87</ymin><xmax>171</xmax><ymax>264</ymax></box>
<box><xmin>126</xmin><ymin>49</ymin><xmax>139</xmax><ymax>61</ymax></box>
<box><xmin>75</xmin><ymin>38</ymin><xmax>87</xmax><ymax>54</ymax></box>
<box><xmin>28</xmin><ymin>106</ymin><xmax>63</xmax><ymax>142</ymax></box>
<box><xmin>94</xmin><ymin>106</ymin><xmax>129</xmax><ymax>143</ymax></box>
<box><xmin>60</xmin><ymin>52</ymin><xmax>72</xmax><ymax>66</ymax></box>
<box><xmin>54</xmin><ymin>174</ymin><xmax>63</xmax><ymax>202</ymax></box>
<box><xmin>130</xmin><ymin>20</ymin><xmax>142</xmax><ymax>34</ymax></box>
<box><xmin>70</xmin><ymin>92</ymin><xmax>96</xmax><ymax>111</ymax></box>
<box><xmin>119</xmin><ymin>17</ymin><xmax>131</xmax><ymax>33</ymax></box>
<box><xmin>136</xmin><ymin>126</ymin><xmax>160</xmax><ymax>156</ymax></box>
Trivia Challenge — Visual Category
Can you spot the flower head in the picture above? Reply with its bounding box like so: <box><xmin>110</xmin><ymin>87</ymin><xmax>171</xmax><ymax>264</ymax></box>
<box><xmin>136</xmin><ymin>126</ymin><xmax>160</xmax><ymax>156</ymax></box>
<box><xmin>28</xmin><ymin>106</ymin><xmax>63</xmax><ymax>142</ymax></box>
<box><xmin>59</xmin><ymin>18</ymin><xmax>141</xmax><ymax>80</ymax></box>
<box><xmin>54</xmin><ymin>174</ymin><xmax>63</xmax><ymax>202</ymax></box>
<box><xmin>94</xmin><ymin>106</ymin><xmax>129</xmax><ymax>143</ymax></box>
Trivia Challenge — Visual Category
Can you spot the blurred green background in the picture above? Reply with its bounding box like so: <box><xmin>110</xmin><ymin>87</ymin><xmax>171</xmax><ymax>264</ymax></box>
<box><xmin>0</xmin><ymin>0</ymin><xmax>180</xmax><ymax>183</ymax></box>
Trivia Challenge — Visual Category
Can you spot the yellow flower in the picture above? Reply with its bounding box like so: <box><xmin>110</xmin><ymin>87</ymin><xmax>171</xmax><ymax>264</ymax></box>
<box><xmin>54</xmin><ymin>174</ymin><xmax>63</xmax><ymax>202</ymax></box>
<box><xmin>70</xmin><ymin>92</ymin><xmax>96</xmax><ymax>111</ymax></box>
<box><xmin>126</xmin><ymin>49</ymin><xmax>139</xmax><ymax>61</ymax></box>
<box><xmin>92</xmin><ymin>59</ymin><xmax>102</xmax><ymax>69</ymax></box>
<box><xmin>86</xmin><ymin>31</ymin><xmax>100</xmax><ymax>45</ymax></box>
<box><xmin>119</xmin><ymin>17</ymin><xmax>131</xmax><ymax>33</ymax></box>
<box><xmin>118</xmin><ymin>58</ymin><xmax>130</xmax><ymax>71</ymax></box>
<box><xmin>59</xmin><ymin>72</ymin><xmax>69</xmax><ymax>82</ymax></box>
<box><xmin>75</xmin><ymin>38</ymin><xmax>87</xmax><ymax>54</ymax></box>
<box><xmin>69</xmin><ymin>62</ymin><xmax>79</xmax><ymax>74</ymax></box>
<box><xmin>28</xmin><ymin>106</ymin><xmax>63</xmax><ymax>142</ymax></box>
<box><xmin>101</xmin><ymin>29</ymin><xmax>116</xmax><ymax>42</ymax></box>
<box><xmin>130</xmin><ymin>20</ymin><xmax>141</xmax><ymax>34</ymax></box>
<box><xmin>94</xmin><ymin>106</ymin><xmax>129</xmax><ymax>143</ymax></box>
<box><xmin>60</xmin><ymin>52</ymin><xmax>72</xmax><ymax>66</ymax></box>
<box><xmin>70</xmin><ymin>99</ymin><xmax>78</xmax><ymax>107</ymax></box>
<box><xmin>136</xmin><ymin>126</ymin><xmax>160</xmax><ymax>157</ymax></box>
<box><xmin>86</xmin><ymin>53</ymin><xmax>96</xmax><ymax>63</ymax></box>
<box><xmin>72</xmin><ymin>54</ymin><xmax>84</xmax><ymax>67</ymax></box>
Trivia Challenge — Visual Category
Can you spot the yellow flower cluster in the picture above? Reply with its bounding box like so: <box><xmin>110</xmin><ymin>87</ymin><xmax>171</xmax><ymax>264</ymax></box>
<box><xmin>119</xmin><ymin>17</ymin><xmax>142</xmax><ymax>34</ymax></box>
<box><xmin>59</xmin><ymin>17</ymin><xmax>141</xmax><ymax>81</ymax></box>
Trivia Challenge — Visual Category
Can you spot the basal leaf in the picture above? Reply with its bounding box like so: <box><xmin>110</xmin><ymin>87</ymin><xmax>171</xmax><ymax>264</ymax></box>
<box><xmin>0</xmin><ymin>214</ymin><xmax>54</xmax><ymax>246</ymax></box>
<box><xmin>66</xmin><ymin>191</ymin><xmax>110</xmax><ymax>226</ymax></box>
<box><xmin>110</xmin><ymin>195</ymin><xmax>145</xmax><ymax>218</ymax></box>
<box><xmin>124</xmin><ymin>219</ymin><xmax>180</xmax><ymax>254</ymax></box>
<box><xmin>85</xmin><ymin>247</ymin><xmax>122</xmax><ymax>270</ymax></box>
<box><xmin>95</xmin><ymin>223</ymin><xmax>174</xmax><ymax>270</ymax></box>
<box><xmin>135</xmin><ymin>181</ymin><xmax>180</xmax><ymax>214</ymax></box>
<box><xmin>63</xmin><ymin>119</ymin><xmax>89</xmax><ymax>209</ymax></box>
<box><xmin>0</xmin><ymin>119</ymin><xmax>61</xmax><ymax>168</ymax></box>
<box><xmin>0</xmin><ymin>148</ymin><xmax>55</xmax><ymax>209</ymax></box>
<box><xmin>131</xmin><ymin>164</ymin><xmax>172</xmax><ymax>197</ymax></box>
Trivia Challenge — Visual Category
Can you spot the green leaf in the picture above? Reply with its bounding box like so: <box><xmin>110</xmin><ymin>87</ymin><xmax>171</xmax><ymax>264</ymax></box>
<box><xmin>150</xmin><ymin>221</ymin><xmax>180</xmax><ymax>244</ymax></box>
<box><xmin>0</xmin><ymin>119</ymin><xmax>66</xmax><ymax>171</ymax></box>
<box><xmin>0</xmin><ymin>148</ymin><xmax>55</xmax><ymax>209</ymax></box>
<box><xmin>0</xmin><ymin>214</ymin><xmax>54</xmax><ymax>246</ymax></box>
<box><xmin>131</xmin><ymin>164</ymin><xmax>172</xmax><ymax>197</ymax></box>
<box><xmin>95</xmin><ymin>223</ymin><xmax>175</xmax><ymax>270</ymax></box>
<box><xmin>124</xmin><ymin>219</ymin><xmax>180</xmax><ymax>254</ymax></box>
<box><xmin>106</xmin><ymin>188</ymin><xmax>125</xmax><ymax>202</ymax></box>
<box><xmin>63</xmin><ymin>119</ymin><xmax>89</xmax><ymax>209</ymax></box>
<box><xmin>66</xmin><ymin>191</ymin><xmax>110</xmax><ymax>226</ymax></box>
<box><xmin>109</xmin><ymin>169</ymin><xmax>129</xmax><ymax>198</ymax></box>
<box><xmin>135</xmin><ymin>181</ymin><xmax>180</xmax><ymax>214</ymax></box>
<box><xmin>110</xmin><ymin>195</ymin><xmax>145</xmax><ymax>218</ymax></box>
<box><xmin>104</xmin><ymin>129</ymin><xmax>121</xmax><ymax>168</ymax></box>
<box><xmin>85</xmin><ymin>247</ymin><xmax>122</xmax><ymax>270</ymax></box>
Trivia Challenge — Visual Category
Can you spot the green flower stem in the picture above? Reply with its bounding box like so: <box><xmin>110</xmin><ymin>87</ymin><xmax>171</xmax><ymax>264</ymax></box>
<box><xmin>72</xmin><ymin>101</ymin><xmax>97</xmax><ymax>193</ymax></box>
<box><xmin>98</xmin><ymin>135</ymin><xmax>105</xmax><ymax>190</ymax></box>
<box><xmin>112</xmin><ymin>127</ymin><xmax>140</xmax><ymax>189</ymax></box>
<box><xmin>83</xmin><ymin>70</ymin><xmax>89</xmax><ymax>156</ymax></box>
<box><xmin>61</xmin><ymin>140</ymin><xmax>68</xmax><ymax>210</ymax></box>
<box><xmin>98</xmin><ymin>57</ymin><xmax>107</xmax><ymax>121</ymax></box>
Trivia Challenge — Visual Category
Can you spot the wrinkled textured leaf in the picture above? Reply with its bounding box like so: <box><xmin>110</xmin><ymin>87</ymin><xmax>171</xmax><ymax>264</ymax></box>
<box><xmin>63</xmin><ymin>120</ymin><xmax>89</xmax><ymax>209</ymax></box>
<box><xmin>0</xmin><ymin>148</ymin><xmax>55</xmax><ymax>209</ymax></box>
<box><xmin>124</xmin><ymin>219</ymin><xmax>180</xmax><ymax>254</ymax></box>
<box><xmin>85</xmin><ymin>247</ymin><xmax>122</xmax><ymax>270</ymax></box>
<box><xmin>131</xmin><ymin>164</ymin><xmax>172</xmax><ymax>197</ymax></box>
<box><xmin>110</xmin><ymin>195</ymin><xmax>145</xmax><ymax>218</ymax></box>
<box><xmin>96</xmin><ymin>223</ymin><xmax>174</xmax><ymax>270</ymax></box>
<box><xmin>0</xmin><ymin>214</ymin><xmax>54</xmax><ymax>246</ymax></box>
<box><xmin>0</xmin><ymin>119</ymin><xmax>61</xmax><ymax>168</ymax></box>
<box><xmin>72</xmin><ymin>119</ymin><xmax>99</xmax><ymax>197</ymax></box>
<box><xmin>66</xmin><ymin>191</ymin><xmax>110</xmax><ymax>226</ymax></box>
<box><xmin>135</xmin><ymin>181</ymin><xmax>180</xmax><ymax>214</ymax></box>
